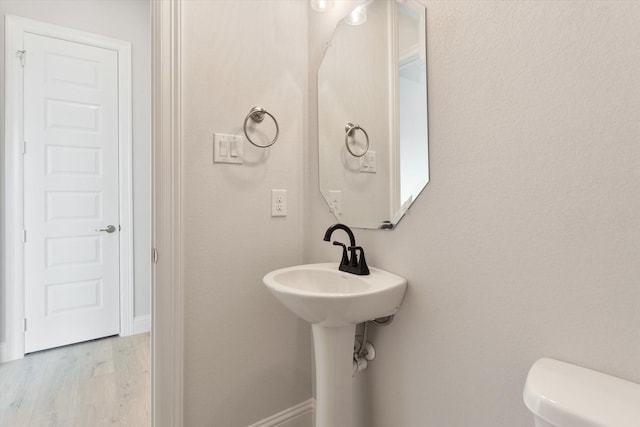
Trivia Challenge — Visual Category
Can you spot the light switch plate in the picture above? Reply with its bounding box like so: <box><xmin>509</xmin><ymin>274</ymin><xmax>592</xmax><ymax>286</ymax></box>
<box><xmin>214</xmin><ymin>133</ymin><xmax>243</xmax><ymax>164</ymax></box>
<box><xmin>360</xmin><ymin>150</ymin><xmax>377</xmax><ymax>173</ymax></box>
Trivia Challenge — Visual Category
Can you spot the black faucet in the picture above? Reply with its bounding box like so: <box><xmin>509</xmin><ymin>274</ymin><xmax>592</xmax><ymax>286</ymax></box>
<box><xmin>323</xmin><ymin>224</ymin><xmax>370</xmax><ymax>275</ymax></box>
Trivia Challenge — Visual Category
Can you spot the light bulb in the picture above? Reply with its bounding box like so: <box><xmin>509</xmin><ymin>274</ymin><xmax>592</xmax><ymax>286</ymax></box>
<box><xmin>310</xmin><ymin>0</ymin><xmax>335</xmax><ymax>12</ymax></box>
<box><xmin>345</xmin><ymin>5</ymin><xmax>367</xmax><ymax>25</ymax></box>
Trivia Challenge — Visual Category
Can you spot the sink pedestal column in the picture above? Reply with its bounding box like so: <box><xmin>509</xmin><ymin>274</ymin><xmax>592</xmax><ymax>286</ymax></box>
<box><xmin>312</xmin><ymin>324</ymin><xmax>355</xmax><ymax>427</ymax></box>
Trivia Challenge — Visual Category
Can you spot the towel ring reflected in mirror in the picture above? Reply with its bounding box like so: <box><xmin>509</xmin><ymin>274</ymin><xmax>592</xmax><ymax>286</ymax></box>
<box><xmin>344</xmin><ymin>122</ymin><xmax>369</xmax><ymax>157</ymax></box>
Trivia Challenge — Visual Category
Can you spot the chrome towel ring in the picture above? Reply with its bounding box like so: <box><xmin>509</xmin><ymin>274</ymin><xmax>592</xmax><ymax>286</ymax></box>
<box><xmin>243</xmin><ymin>106</ymin><xmax>279</xmax><ymax>148</ymax></box>
<box><xmin>345</xmin><ymin>123</ymin><xmax>369</xmax><ymax>157</ymax></box>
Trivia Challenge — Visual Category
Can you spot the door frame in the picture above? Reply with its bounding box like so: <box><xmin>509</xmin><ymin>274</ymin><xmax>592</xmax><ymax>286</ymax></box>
<box><xmin>151</xmin><ymin>0</ymin><xmax>184</xmax><ymax>424</ymax></box>
<box><xmin>3</xmin><ymin>15</ymin><xmax>134</xmax><ymax>360</ymax></box>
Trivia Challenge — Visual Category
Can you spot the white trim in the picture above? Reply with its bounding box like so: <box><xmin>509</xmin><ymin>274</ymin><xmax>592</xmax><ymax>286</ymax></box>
<box><xmin>248</xmin><ymin>399</ymin><xmax>315</xmax><ymax>427</ymax></box>
<box><xmin>151</xmin><ymin>0</ymin><xmax>184</xmax><ymax>425</ymax></box>
<box><xmin>0</xmin><ymin>343</ymin><xmax>7</xmax><ymax>362</ymax></box>
<box><xmin>3</xmin><ymin>14</ymin><xmax>26</xmax><ymax>362</ymax></box>
<box><xmin>2</xmin><ymin>15</ymin><xmax>134</xmax><ymax>360</ymax></box>
<box><xmin>133</xmin><ymin>314</ymin><xmax>151</xmax><ymax>335</ymax></box>
<box><xmin>117</xmin><ymin>40</ymin><xmax>135</xmax><ymax>338</ymax></box>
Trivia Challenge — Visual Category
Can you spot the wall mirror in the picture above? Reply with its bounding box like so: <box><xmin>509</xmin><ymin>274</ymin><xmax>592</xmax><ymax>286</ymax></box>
<box><xmin>318</xmin><ymin>0</ymin><xmax>429</xmax><ymax>230</ymax></box>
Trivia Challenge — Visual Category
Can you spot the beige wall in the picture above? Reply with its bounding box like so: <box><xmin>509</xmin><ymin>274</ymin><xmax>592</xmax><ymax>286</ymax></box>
<box><xmin>0</xmin><ymin>0</ymin><xmax>151</xmax><ymax>349</ymax></box>
<box><xmin>308</xmin><ymin>1</ymin><xmax>640</xmax><ymax>426</ymax></box>
<box><xmin>181</xmin><ymin>1</ymin><xmax>311</xmax><ymax>425</ymax></box>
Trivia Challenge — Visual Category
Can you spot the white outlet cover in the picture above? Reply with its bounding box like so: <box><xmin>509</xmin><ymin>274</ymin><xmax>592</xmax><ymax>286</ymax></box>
<box><xmin>271</xmin><ymin>189</ymin><xmax>287</xmax><ymax>217</ymax></box>
<box><xmin>329</xmin><ymin>190</ymin><xmax>342</xmax><ymax>218</ymax></box>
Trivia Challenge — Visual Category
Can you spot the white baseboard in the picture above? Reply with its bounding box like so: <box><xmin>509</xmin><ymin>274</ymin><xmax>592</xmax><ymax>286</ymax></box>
<box><xmin>0</xmin><ymin>342</ymin><xmax>20</xmax><ymax>364</ymax></box>
<box><xmin>248</xmin><ymin>398</ymin><xmax>314</xmax><ymax>427</ymax></box>
<box><xmin>132</xmin><ymin>314</ymin><xmax>151</xmax><ymax>335</ymax></box>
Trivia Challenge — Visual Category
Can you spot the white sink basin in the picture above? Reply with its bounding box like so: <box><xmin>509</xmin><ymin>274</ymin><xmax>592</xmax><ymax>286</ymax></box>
<box><xmin>263</xmin><ymin>263</ymin><xmax>407</xmax><ymax>327</ymax></box>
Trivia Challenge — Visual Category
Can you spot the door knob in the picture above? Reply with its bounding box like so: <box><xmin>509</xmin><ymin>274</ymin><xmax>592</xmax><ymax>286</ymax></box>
<box><xmin>96</xmin><ymin>225</ymin><xmax>117</xmax><ymax>233</ymax></box>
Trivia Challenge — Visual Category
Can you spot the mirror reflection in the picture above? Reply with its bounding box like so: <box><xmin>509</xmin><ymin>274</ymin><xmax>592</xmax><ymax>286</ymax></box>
<box><xmin>318</xmin><ymin>0</ymin><xmax>429</xmax><ymax>230</ymax></box>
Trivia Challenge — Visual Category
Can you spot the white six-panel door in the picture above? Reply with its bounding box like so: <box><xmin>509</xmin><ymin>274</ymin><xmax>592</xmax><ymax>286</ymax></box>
<box><xmin>23</xmin><ymin>32</ymin><xmax>120</xmax><ymax>353</ymax></box>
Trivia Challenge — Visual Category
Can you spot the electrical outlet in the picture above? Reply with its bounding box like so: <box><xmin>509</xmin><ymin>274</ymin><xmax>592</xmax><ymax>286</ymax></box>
<box><xmin>271</xmin><ymin>189</ymin><xmax>287</xmax><ymax>217</ymax></box>
<box><xmin>329</xmin><ymin>190</ymin><xmax>342</xmax><ymax>218</ymax></box>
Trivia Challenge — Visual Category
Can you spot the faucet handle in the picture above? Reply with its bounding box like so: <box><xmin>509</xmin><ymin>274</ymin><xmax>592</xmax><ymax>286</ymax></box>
<box><xmin>332</xmin><ymin>241</ymin><xmax>350</xmax><ymax>269</ymax></box>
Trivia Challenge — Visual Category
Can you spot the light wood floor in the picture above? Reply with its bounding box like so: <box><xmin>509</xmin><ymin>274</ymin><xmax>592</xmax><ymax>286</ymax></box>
<box><xmin>0</xmin><ymin>333</ymin><xmax>150</xmax><ymax>427</ymax></box>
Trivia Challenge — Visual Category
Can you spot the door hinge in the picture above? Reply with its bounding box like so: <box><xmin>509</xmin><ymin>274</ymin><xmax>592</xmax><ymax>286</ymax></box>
<box><xmin>17</xmin><ymin>50</ymin><xmax>26</xmax><ymax>67</ymax></box>
<box><xmin>24</xmin><ymin>318</ymin><xmax>27</xmax><ymax>332</ymax></box>
<box><xmin>152</xmin><ymin>248</ymin><xmax>159</xmax><ymax>264</ymax></box>
<box><xmin>22</xmin><ymin>141</ymin><xmax>26</xmax><ymax>155</ymax></box>
<box><xmin>23</xmin><ymin>229</ymin><xmax>27</xmax><ymax>243</ymax></box>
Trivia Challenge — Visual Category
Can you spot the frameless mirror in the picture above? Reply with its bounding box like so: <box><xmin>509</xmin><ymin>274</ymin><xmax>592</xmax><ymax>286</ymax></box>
<box><xmin>318</xmin><ymin>0</ymin><xmax>429</xmax><ymax>230</ymax></box>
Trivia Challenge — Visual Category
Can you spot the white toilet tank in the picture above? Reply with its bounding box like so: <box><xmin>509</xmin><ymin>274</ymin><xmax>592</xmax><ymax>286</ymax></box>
<box><xmin>523</xmin><ymin>358</ymin><xmax>640</xmax><ymax>427</ymax></box>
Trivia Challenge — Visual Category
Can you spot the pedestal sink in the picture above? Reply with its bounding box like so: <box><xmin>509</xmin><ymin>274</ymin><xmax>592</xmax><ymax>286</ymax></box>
<box><xmin>263</xmin><ymin>263</ymin><xmax>407</xmax><ymax>427</ymax></box>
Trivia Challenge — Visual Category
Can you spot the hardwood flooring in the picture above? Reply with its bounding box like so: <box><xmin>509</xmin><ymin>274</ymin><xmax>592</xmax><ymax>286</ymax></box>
<box><xmin>0</xmin><ymin>333</ymin><xmax>150</xmax><ymax>427</ymax></box>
